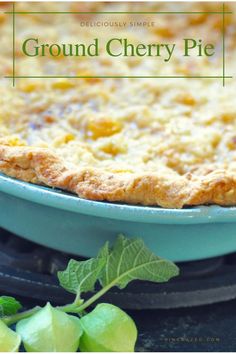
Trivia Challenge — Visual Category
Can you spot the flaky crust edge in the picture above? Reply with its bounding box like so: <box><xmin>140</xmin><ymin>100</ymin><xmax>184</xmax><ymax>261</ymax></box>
<box><xmin>1</xmin><ymin>144</ymin><xmax>236</xmax><ymax>208</ymax></box>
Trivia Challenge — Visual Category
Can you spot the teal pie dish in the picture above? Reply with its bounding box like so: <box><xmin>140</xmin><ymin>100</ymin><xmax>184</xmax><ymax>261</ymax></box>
<box><xmin>0</xmin><ymin>173</ymin><xmax>236</xmax><ymax>262</ymax></box>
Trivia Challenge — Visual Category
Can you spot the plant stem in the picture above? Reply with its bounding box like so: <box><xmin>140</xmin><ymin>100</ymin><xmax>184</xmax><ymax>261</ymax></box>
<box><xmin>58</xmin><ymin>303</ymin><xmax>81</xmax><ymax>314</ymax></box>
<box><xmin>74</xmin><ymin>281</ymin><xmax>117</xmax><ymax>312</ymax></box>
<box><xmin>1</xmin><ymin>303</ymin><xmax>79</xmax><ymax>325</ymax></box>
<box><xmin>73</xmin><ymin>293</ymin><xmax>83</xmax><ymax>306</ymax></box>
<box><xmin>2</xmin><ymin>306</ymin><xmax>41</xmax><ymax>326</ymax></box>
<box><xmin>2</xmin><ymin>283</ymin><xmax>116</xmax><ymax>325</ymax></box>
<box><xmin>59</xmin><ymin>281</ymin><xmax>116</xmax><ymax>314</ymax></box>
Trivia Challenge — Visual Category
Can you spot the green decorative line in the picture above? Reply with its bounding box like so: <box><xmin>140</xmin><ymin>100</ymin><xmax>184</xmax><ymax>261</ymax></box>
<box><xmin>222</xmin><ymin>3</ymin><xmax>226</xmax><ymax>87</ymax></box>
<box><xmin>12</xmin><ymin>2</ymin><xmax>15</xmax><ymax>87</ymax></box>
<box><xmin>6</xmin><ymin>2</ymin><xmax>233</xmax><ymax>87</ymax></box>
<box><xmin>4</xmin><ymin>11</ymin><xmax>233</xmax><ymax>15</ymax></box>
<box><xmin>5</xmin><ymin>75</ymin><xmax>233</xmax><ymax>79</ymax></box>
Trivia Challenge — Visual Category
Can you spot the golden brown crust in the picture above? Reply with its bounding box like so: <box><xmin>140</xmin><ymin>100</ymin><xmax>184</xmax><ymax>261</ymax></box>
<box><xmin>1</xmin><ymin>144</ymin><xmax>236</xmax><ymax>209</ymax></box>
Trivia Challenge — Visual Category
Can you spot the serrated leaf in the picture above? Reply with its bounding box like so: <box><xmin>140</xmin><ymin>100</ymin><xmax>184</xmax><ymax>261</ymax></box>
<box><xmin>0</xmin><ymin>296</ymin><xmax>22</xmax><ymax>317</ymax></box>
<box><xmin>100</xmin><ymin>234</ymin><xmax>179</xmax><ymax>289</ymax></box>
<box><xmin>58</xmin><ymin>243</ymin><xmax>109</xmax><ymax>297</ymax></box>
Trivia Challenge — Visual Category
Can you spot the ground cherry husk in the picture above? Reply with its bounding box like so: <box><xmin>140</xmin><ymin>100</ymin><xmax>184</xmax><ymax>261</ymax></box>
<box><xmin>16</xmin><ymin>303</ymin><xmax>83</xmax><ymax>352</ymax></box>
<box><xmin>0</xmin><ymin>319</ymin><xmax>21</xmax><ymax>352</ymax></box>
<box><xmin>79</xmin><ymin>303</ymin><xmax>137</xmax><ymax>352</ymax></box>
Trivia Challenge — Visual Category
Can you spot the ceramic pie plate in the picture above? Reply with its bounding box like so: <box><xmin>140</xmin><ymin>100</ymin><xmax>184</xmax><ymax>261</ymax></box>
<box><xmin>0</xmin><ymin>173</ymin><xmax>236</xmax><ymax>262</ymax></box>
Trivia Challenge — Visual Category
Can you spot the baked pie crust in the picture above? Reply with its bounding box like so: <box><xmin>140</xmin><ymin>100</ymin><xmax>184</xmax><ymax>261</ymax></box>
<box><xmin>0</xmin><ymin>2</ymin><xmax>236</xmax><ymax>208</ymax></box>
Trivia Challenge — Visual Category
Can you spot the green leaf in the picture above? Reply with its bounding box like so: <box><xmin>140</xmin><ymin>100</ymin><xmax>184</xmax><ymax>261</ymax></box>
<box><xmin>0</xmin><ymin>296</ymin><xmax>22</xmax><ymax>317</ymax></box>
<box><xmin>99</xmin><ymin>234</ymin><xmax>179</xmax><ymax>289</ymax></box>
<box><xmin>58</xmin><ymin>243</ymin><xmax>109</xmax><ymax>297</ymax></box>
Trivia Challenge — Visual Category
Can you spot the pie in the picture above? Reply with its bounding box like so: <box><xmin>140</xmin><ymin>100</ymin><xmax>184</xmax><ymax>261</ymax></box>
<box><xmin>0</xmin><ymin>2</ymin><xmax>236</xmax><ymax>208</ymax></box>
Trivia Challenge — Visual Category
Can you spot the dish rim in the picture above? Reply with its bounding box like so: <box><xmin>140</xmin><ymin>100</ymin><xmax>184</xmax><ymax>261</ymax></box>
<box><xmin>1</xmin><ymin>173</ymin><xmax>236</xmax><ymax>225</ymax></box>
